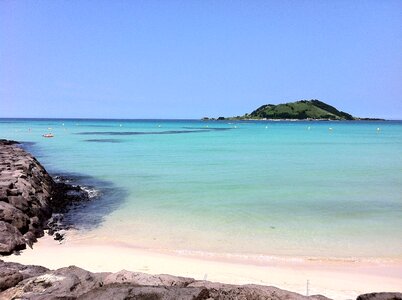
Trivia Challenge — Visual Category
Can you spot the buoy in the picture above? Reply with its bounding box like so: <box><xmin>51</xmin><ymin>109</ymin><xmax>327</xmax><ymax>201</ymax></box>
<box><xmin>329</xmin><ymin>127</ymin><xmax>333</xmax><ymax>131</ymax></box>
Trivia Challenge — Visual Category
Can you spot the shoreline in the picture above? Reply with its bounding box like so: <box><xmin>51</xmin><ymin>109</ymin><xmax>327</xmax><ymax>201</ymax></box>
<box><xmin>56</xmin><ymin>229</ymin><xmax>402</xmax><ymax>266</ymax></box>
<box><xmin>3</xmin><ymin>232</ymin><xmax>402</xmax><ymax>300</ymax></box>
<box><xmin>1</xmin><ymin>139</ymin><xmax>402</xmax><ymax>299</ymax></box>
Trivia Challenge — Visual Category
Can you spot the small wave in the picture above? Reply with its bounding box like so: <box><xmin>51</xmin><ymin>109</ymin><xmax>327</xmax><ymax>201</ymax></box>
<box><xmin>81</xmin><ymin>186</ymin><xmax>101</xmax><ymax>199</ymax></box>
<box><xmin>170</xmin><ymin>249</ymin><xmax>385</xmax><ymax>264</ymax></box>
<box><xmin>173</xmin><ymin>249</ymin><xmax>306</xmax><ymax>263</ymax></box>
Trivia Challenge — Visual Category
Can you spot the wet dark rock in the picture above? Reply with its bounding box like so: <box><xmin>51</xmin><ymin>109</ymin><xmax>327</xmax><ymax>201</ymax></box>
<box><xmin>54</xmin><ymin>232</ymin><xmax>64</xmax><ymax>241</ymax></box>
<box><xmin>0</xmin><ymin>140</ymin><xmax>19</xmax><ymax>146</ymax></box>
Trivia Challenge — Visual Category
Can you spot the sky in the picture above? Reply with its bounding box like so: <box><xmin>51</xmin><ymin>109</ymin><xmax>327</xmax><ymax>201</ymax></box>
<box><xmin>1</xmin><ymin>1</ymin><xmax>401</xmax><ymax>119</ymax></box>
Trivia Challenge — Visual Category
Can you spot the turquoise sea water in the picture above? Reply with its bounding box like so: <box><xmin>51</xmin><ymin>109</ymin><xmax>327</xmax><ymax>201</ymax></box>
<box><xmin>1</xmin><ymin>119</ymin><xmax>401</xmax><ymax>259</ymax></box>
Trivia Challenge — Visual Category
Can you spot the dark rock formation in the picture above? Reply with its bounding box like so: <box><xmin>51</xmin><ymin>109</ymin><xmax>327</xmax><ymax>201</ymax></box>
<box><xmin>0</xmin><ymin>140</ymin><xmax>90</xmax><ymax>255</ymax></box>
<box><xmin>357</xmin><ymin>293</ymin><xmax>402</xmax><ymax>300</ymax></box>
<box><xmin>0</xmin><ymin>260</ymin><xmax>331</xmax><ymax>300</ymax></box>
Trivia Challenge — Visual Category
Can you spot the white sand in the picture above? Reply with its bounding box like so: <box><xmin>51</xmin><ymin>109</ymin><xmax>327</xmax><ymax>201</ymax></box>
<box><xmin>3</xmin><ymin>234</ymin><xmax>402</xmax><ymax>300</ymax></box>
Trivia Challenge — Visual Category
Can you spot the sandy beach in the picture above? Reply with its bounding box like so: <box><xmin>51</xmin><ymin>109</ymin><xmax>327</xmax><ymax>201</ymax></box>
<box><xmin>3</xmin><ymin>232</ymin><xmax>402</xmax><ymax>300</ymax></box>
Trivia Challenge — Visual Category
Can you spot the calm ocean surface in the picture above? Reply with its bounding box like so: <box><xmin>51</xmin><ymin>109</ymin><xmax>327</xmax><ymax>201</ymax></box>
<box><xmin>1</xmin><ymin>119</ymin><xmax>401</xmax><ymax>259</ymax></box>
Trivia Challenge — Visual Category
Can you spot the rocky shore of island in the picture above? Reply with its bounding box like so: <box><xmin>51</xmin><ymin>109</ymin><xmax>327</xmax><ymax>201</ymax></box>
<box><xmin>0</xmin><ymin>139</ymin><xmax>89</xmax><ymax>254</ymax></box>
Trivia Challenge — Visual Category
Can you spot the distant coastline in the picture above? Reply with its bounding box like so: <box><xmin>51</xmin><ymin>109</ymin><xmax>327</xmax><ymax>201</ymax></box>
<box><xmin>202</xmin><ymin>117</ymin><xmax>386</xmax><ymax>122</ymax></box>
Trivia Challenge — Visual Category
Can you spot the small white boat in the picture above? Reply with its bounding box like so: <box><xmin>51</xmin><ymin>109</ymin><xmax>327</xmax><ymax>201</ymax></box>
<box><xmin>42</xmin><ymin>133</ymin><xmax>54</xmax><ymax>138</ymax></box>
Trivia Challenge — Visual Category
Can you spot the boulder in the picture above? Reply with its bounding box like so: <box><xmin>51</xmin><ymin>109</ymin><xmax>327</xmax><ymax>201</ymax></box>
<box><xmin>0</xmin><ymin>266</ymin><xmax>107</xmax><ymax>299</ymax></box>
<box><xmin>188</xmin><ymin>282</ymin><xmax>325</xmax><ymax>300</ymax></box>
<box><xmin>0</xmin><ymin>268</ymin><xmax>23</xmax><ymax>292</ymax></box>
<box><xmin>103</xmin><ymin>270</ymin><xmax>195</xmax><ymax>287</ymax></box>
<box><xmin>0</xmin><ymin>260</ymin><xmax>49</xmax><ymax>280</ymax></box>
<box><xmin>0</xmin><ymin>221</ymin><xmax>26</xmax><ymax>255</ymax></box>
<box><xmin>79</xmin><ymin>284</ymin><xmax>208</xmax><ymax>300</ymax></box>
<box><xmin>0</xmin><ymin>202</ymin><xmax>29</xmax><ymax>233</ymax></box>
<box><xmin>7</xmin><ymin>195</ymin><xmax>29</xmax><ymax>212</ymax></box>
<box><xmin>0</xmin><ymin>260</ymin><xmax>48</xmax><ymax>292</ymax></box>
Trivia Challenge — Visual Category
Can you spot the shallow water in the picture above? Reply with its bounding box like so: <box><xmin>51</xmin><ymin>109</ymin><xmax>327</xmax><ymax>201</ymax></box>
<box><xmin>1</xmin><ymin>118</ymin><xmax>401</xmax><ymax>259</ymax></box>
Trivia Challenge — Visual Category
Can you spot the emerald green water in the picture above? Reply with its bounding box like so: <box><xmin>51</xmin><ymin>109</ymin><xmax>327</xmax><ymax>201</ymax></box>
<box><xmin>1</xmin><ymin>119</ymin><xmax>401</xmax><ymax>259</ymax></box>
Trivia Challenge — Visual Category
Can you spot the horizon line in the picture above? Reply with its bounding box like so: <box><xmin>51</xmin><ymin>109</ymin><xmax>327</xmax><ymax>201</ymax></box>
<box><xmin>0</xmin><ymin>117</ymin><xmax>400</xmax><ymax>121</ymax></box>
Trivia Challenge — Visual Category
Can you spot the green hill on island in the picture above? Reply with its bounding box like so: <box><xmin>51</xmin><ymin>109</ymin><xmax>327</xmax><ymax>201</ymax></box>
<box><xmin>225</xmin><ymin>99</ymin><xmax>355</xmax><ymax>120</ymax></box>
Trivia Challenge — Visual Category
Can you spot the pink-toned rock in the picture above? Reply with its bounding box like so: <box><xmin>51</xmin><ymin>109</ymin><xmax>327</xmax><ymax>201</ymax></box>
<box><xmin>0</xmin><ymin>260</ymin><xmax>332</xmax><ymax>300</ymax></box>
<box><xmin>104</xmin><ymin>270</ymin><xmax>195</xmax><ymax>287</ymax></box>
<box><xmin>0</xmin><ymin>267</ymin><xmax>23</xmax><ymax>292</ymax></box>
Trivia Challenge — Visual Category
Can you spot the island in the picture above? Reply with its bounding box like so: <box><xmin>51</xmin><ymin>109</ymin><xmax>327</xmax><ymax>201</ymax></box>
<box><xmin>203</xmin><ymin>99</ymin><xmax>384</xmax><ymax>121</ymax></box>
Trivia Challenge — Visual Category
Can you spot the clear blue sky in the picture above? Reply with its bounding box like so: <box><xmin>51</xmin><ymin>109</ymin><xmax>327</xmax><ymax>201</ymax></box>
<box><xmin>1</xmin><ymin>1</ymin><xmax>401</xmax><ymax>119</ymax></box>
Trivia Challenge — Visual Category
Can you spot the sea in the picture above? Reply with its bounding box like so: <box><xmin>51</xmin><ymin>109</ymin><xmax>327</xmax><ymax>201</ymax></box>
<box><xmin>1</xmin><ymin>118</ymin><xmax>401</xmax><ymax>260</ymax></box>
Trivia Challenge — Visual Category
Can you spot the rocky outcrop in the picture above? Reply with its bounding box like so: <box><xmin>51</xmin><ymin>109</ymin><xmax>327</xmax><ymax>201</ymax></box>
<box><xmin>0</xmin><ymin>260</ymin><xmax>48</xmax><ymax>292</ymax></box>
<box><xmin>0</xmin><ymin>140</ymin><xmax>54</xmax><ymax>254</ymax></box>
<box><xmin>357</xmin><ymin>293</ymin><xmax>402</xmax><ymax>300</ymax></box>
<box><xmin>0</xmin><ymin>260</ymin><xmax>330</xmax><ymax>300</ymax></box>
<box><xmin>0</xmin><ymin>140</ymin><xmax>90</xmax><ymax>255</ymax></box>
